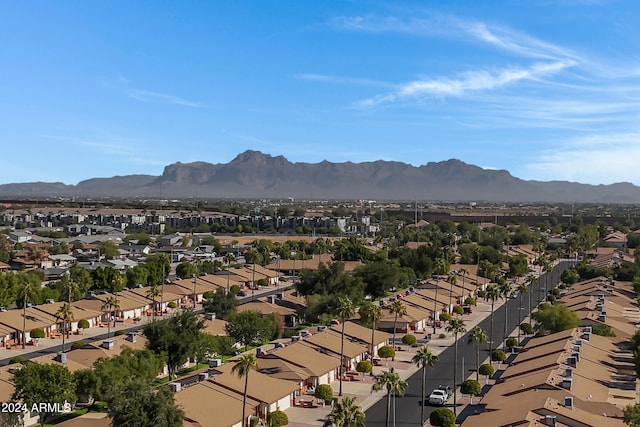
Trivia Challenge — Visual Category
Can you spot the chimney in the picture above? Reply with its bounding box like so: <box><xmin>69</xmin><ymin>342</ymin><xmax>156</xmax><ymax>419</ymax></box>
<box><xmin>598</xmin><ymin>313</ymin><xmax>607</xmax><ymax>322</ymax></box>
<box><xmin>543</xmin><ymin>415</ymin><xmax>557</xmax><ymax>426</ymax></box>
<box><xmin>256</xmin><ymin>347</ymin><xmax>264</xmax><ymax>357</ymax></box>
<box><xmin>206</xmin><ymin>312</ymin><xmax>216</xmax><ymax>321</ymax></box>
<box><xmin>168</xmin><ymin>382</ymin><xmax>182</xmax><ymax>393</ymax></box>
<box><xmin>564</xmin><ymin>396</ymin><xmax>574</xmax><ymax>409</ymax></box>
<box><xmin>583</xmin><ymin>326</ymin><xmax>592</xmax><ymax>334</ymax></box>
<box><xmin>562</xmin><ymin>377</ymin><xmax>573</xmax><ymax>390</ymax></box>
<box><xmin>127</xmin><ymin>332</ymin><xmax>137</xmax><ymax>343</ymax></box>
<box><xmin>567</xmin><ymin>356</ymin><xmax>577</xmax><ymax>367</ymax></box>
<box><xmin>572</xmin><ymin>352</ymin><xmax>580</xmax><ymax>362</ymax></box>
<box><xmin>267</xmin><ymin>295</ymin><xmax>276</xmax><ymax>304</ymax></box>
<box><xmin>582</xmin><ymin>332</ymin><xmax>591</xmax><ymax>341</ymax></box>
<box><xmin>565</xmin><ymin>367</ymin><xmax>573</xmax><ymax>378</ymax></box>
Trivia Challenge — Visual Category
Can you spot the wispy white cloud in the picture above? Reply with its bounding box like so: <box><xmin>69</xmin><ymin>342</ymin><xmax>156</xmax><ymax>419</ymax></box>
<box><xmin>97</xmin><ymin>76</ymin><xmax>204</xmax><ymax>108</ymax></box>
<box><xmin>126</xmin><ymin>89</ymin><xmax>204</xmax><ymax>108</ymax></box>
<box><xmin>355</xmin><ymin>60</ymin><xmax>575</xmax><ymax>107</ymax></box>
<box><xmin>295</xmin><ymin>73</ymin><xmax>395</xmax><ymax>89</ymax></box>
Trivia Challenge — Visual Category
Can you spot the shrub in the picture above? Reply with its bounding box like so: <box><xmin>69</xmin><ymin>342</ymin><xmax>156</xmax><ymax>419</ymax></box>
<box><xmin>266</xmin><ymin>410</ymin><xmax>289</xmax><ymax>427</ymax></box>
<box><xmin>546</xmin><ymin>294</ymin><xmax>556</xmax><ymax>304</ymax></box>
<box><xmin>114</xmin><ymin>330</ymin><xmax>126</xmax><ymax>336</ymax></box>
<box><xmin>378</xmin><ymin>345</ymin><xmax>395</xmax><ymax>360</ymax></box>
<box><xmin>356</xmin><ymin>360</ymin><xmax>373</xmax><ymax>376</ymax></box>
<box><xmin>477</xmin><ymin>290</ymin><xmax>487</xmax><ymax>299</ymax></box>
<box><xmin>439</xmin><ymin>312</ymin><xmax>451</xmax><ymax>322</ymax></box>
<box><xmin>464</xmin><ymin>296</ymin><xmax>476</xmax><ymax>306</ymax></box>
<box><xmin>520</xmin><ymin>322</ymin><xmax>534</xmax><ymax>335</ymax></box>
<box><xmin>250</xmin><ymin>416</ymin><xmax>260</xmax><ymax>427</ymax></box>
<box><xmin>591</xmin><ymin>323</ymin><xmax>616</xmax><ymax>337</ymax></box>
<box><xmin>478</xmin><ymin>363</ymin><xmax>494</xmax><ymax>377</ymax></box>
<box><xmin>452</xmin><ymin>305</ymin><xmax>464</xmax><ymax>316</ymax></box>
<box><xmin>314</xmin><ymin>384</ymin><xmax>334</xmax><ymax>403</ymax></box>
<box><xmin>550</xmin><ymin>288</ymin><xmax>561</xmax><ymax>297</ymax></box>
<box><xmin>9</xmin><ymin>355</ymin><xmax>26</xmax><ymax>365</ymax></box>
<box><xmin>505</xmin><ymin>337</ymin><xmax>519</xmax><ymax>351</ymax></box>
<box><xmin>401</xmin><ymin>334</ymin><xmax>417</xmax><ymax>346</ymax></box>
<box><xmin>29</xmin><ymin>328</ymin><xmax>45</xmax><ymax>339</ymax></box>
<box><xmin>438</xmin><ymin>333</ymin><xmax>446</xmax><ymax>339</ymax></box>
<box><xmin>460</xmin><ymin>379</ymin><xmax>481</xmax><ymax>396</ymax></box>
<box><xmin>429</xmin><ymin>407</ymin><xmax>456</xmax><ymax>427</ymax></box>
<box><xmin>491</xmin><ymin>349</ymin><xmax>506</xmax><ymax>363</ymax></box>
<box><xmin>78</xmin><ymin>319</ymin><xmax>90</xmax><ymax>329</ymax></box>
<box><xmin>229</xmin><ymin>284</ymin><xmax>241</xmax><ymax>296</ymax></box>
<box><xmin>71</xmin><ymin>340</ymin><xmax>86</xmax><ymax>350</ymax></box>
<box><xmin>167</xmin><ymin>301</ymin><xmax>178</xmax><ymax>309</ymax></box>
<box><xmin>202</xmin><ymin>291</ymin><xmax>215</xmax><ymax>299</ymax></box>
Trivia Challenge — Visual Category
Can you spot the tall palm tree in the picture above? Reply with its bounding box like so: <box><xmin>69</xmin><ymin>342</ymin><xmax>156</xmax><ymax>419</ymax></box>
<box><xmin>360</xmin><ymin>301</ymin><xmax>382</xmax><ymax>357</ymax></box>
<box><xmin>17</xmin><ymin>280</ymin><xmax>35</xmax><ymax>349</ymax></box>
<box><xmin>336</xmin><ymin>297</ymin><xmax>356</xmax><ymax>396</ymax></box>
<box><xmin>485</xmin><ymin>284</ymin><xmax>501</xmax><ymax>363</ymax></box>
<box><xmin>412</xmin><ymin>346</ymin><xmax>438</xmax><ymax>426</ymax></box>
<box><xmin>101</xmin><ymin>295</ymin><xmax>120</xmax><ymax>339</ymax></box>
<box><xmin>446</xmin><ymin>317</ymin><xmax>467</xmax><ymax>418</ymax></box>
<box><xmin>459</xmin><ymin>267</ymin><xmax>468</xmax><ymax>295</ymax></box>
<box><xmin>56</xmin><ymin>303</ymin><xmax>74</xmax><ymax>353</ymax></box>
<box><xmin>467</xmin><ymin>326</ymin><xmax>488</xmax><ymax>381</ymax></box>
<box><xmin>516</xmin><ymin>281</ymin><xmax>529</xmax><ymax>343</ymax></box>
<box><xmin>371</xmin><ymin>367</ymin><xmax>408</xmax><ymax>427</ymax></box>
<box><xmin>499</xmin><ymin>280</ymin><xmax>513</xmax><ymax>341</ymax></box>
<box><xmin>232</xmin><ymin>354</ymin><xmax>257</xmax><ymax>427</ymax></box>
<box><xmin>146</xmin><ymin>284</ymin><xmax>162</xmax><ymax>320</ymax></box>
<box><xmin>447</xmin><ymin>272</ymin><xmax>458</xmax><ymax>310</ymax></box>
<box><xmin>389</xmin><ymin>300</ymin><xmax>407</xmax><ymax>361</ymax></box>
<box><xmin>192</xmin><ymin>257</ymin><xmax>202</xmax><ymax>310</ymax></box>
<box><xmin>323</xmin><ymin>396</ymin><xmax>366</xmax><ymax>427</ymax></box>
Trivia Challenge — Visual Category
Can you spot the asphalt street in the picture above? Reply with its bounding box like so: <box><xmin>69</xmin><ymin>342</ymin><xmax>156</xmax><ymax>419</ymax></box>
<box><xmin>364</xmin><ymin>261</ymin><xmax>570</xmax><ymax>427</ymax></box>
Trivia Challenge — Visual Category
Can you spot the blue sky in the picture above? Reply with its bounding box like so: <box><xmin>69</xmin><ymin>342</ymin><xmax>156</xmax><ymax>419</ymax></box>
<box><xmin>2</xmin><ymin>0</ymin><xmax>640</xmax><ymax>186</ymax></box>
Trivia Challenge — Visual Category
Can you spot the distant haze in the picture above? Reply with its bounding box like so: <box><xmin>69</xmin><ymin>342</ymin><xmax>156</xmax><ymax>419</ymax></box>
<box><xmin>0</xmin><ymin>150</ymin><xmax>638</xmax><ymax>203</ymax></box>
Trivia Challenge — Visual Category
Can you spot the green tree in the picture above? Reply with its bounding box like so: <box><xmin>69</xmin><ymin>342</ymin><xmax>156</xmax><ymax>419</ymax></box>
<box><xmin>624</xmin><ymin>403</ymin><xmax>640</xmax><ymax>427</ymax></box>
<box><xmin>323</xmin><ymin>396</ymin><xmax>365</xmax><ymax>427</ymax></box>
<box><xmin>107</xmin><ymin>378</ymin><xmax>184</xmax><ymax>427</ymax></box>
<box><xmin>356</xmin><ymin>360</ymin><xmax>373</xmax><ymax>380</ymax></box>
<box><xmin>506</xmin><ymin>337</ymin><xmax>519</xmax><ymax>352</ymax></box>
<box><xmin>429</xmin><ymin>407</ymin><xmax>456</xmax><ymax>427</ymax></box>
<box><xmin>17</xmin><ymin>279</ymin><xmax>36</xmax><ymax>348</ymax></box>
<box><xmin>478</xmin><ymin>363</ymin><xmax>494</xmax><ymax>384</ymax></box>
<box><xmin>146</xmin><ymin>284</ymin><xmax>162</xmax><ymax>320</ymax></box>
<box><xmin>226</xmin><ymin>310</ymin><xmax>275</xmax><ymax>350</ymax></box>
<box><xmin>371</xmin><ymin>367</ymin><xmax>408</xmax><ymax>427</ymax></box>
<box><xmin>11</xmin><ymin>362</ymin><xmax>76</xmax><ymax>426</ymax></box>
<box><xmin>531</xmin><ymin>302</ymin><xmax>579</xmax><ymax>334</ymax></box>
<box><xmin>377</xmin><ymin>345</ymin><xmax>395</xmax><ymax>361</ymax></box>
<box><xmin>354</xmin><ymin>261</ymin><xmax>402</xmax><ymax>299</ymax></box>
<box><xmin>203</xmin><ymin>287</ymin><xmax>239</xmax><ymax>320</ymax></box>
<box><xmin>401</xmin><ymin>334</ymin><xmax>417</xmax><ymax>346</ymax></box>
<box><xmin>175</xmin><ymin>261</ymin><xmax>195</xmax><ymax>280</ymax></box>
<box><xmin>315</xmin><ymin>384</ymin><xmax>334</xmax><ymax>404</ymax></box>
<box><xmin>491</xmin><ymin>349</ymin><xmax>507</xmax><ymax>367</ymax></box>
<box><xmin>29</xmin><ymin>327</ymin><xmax>45</xmax><ymax>346</ymax></box>
<box><xmin>144</xmin><ymin>310</ymin><xmax>206</xmax><ymax>379</ymax></box>
<box><xmin>336</xmin><ymin>296</ymin><xmax>356</xmax><ymax>396</ymax></box>
<box><xmin>232</xmin><ymin>354</ymin><xmax>258</xmax><ymax>427</ymax></box>
<box><xmin>267</xmin><ymin>409</ymin><xmax>289</xmax><ymax>427</ymax></box>
<box><xmin>460</xmin><ymin>379</ymin><xmax>482</xmax><ymax>404</ymax></box>
<box><xmin>412</xmin><ymin>346</ymin><xmax>438</xmax><ymax>426</ymax></box>
<box><xmin>78</xmin><ymin>318</ymin><xmax>90</xmax><ymax>333</ymax></box>
<box><xmin>98</xmin><ymin>240</ymin><xmax>120</xmax><ymax>259</ymax></box>
<box><xmin>468</xmin><ymin>326</ymin><xmax>488</xmax><ymax>382</ymax></box>
<box><xmin>446</xmin><ymin>317</ymin><xmax>466</xmax><ymax>417</ymax></box>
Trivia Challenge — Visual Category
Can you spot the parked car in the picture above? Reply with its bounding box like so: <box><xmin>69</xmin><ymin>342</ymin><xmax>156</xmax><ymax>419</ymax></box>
<box><xmin>437</xmin><ymin>384</ymin><xmax>452</xmax><ymax>398</ymax></box>
<box><xmin>427</xmin><ymin>389</ymin><xmax>449</xmax><ymax>406</ymax></box>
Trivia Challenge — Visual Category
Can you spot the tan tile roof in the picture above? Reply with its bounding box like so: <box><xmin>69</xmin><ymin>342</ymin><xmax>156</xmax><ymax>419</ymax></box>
<box><xmin>329</xmin><ymin>321</ymin><xmax>391</xmax><ymax>347</ymax></box>
<box><xmin>201</xmin><ymin>318</ymin><xmax>228</xmax><ymax>336</ymax></box>
<box><xmin>175</xmin><ymin>380</ymin><xmax>259</xmax><ymax>427</ymax></box>
<box><xmin>54</xmin><ymin>412</ymin><xmax>111</xmax><ymax>427</ymax></box>
<box><xmin>257</xmin><ymin>357</ymin><xmax>308</xmax><ymax>382</ymax></box>
<box><xmin>302</xmin><ymin>331</ymin><xmax>367</xmax><ymax>359</ymax></box>
<box><xmin>0</xmin><ymin>306</ymin><xmax>59</xmax><ymax>332</ymax></box>
<box><xmin>237</xmin><ymin>301</ymin><xmax>296</xmax><ymax>317</ymax></box>
<box><xmin>212</xmin><ymin>362</ymin><xmax>298</xmax><ymax>404</ymax></box>
<box><xmin>270</xmin><ymin>341</ymin><xmax>339</xmax><ymax>377</ymax></box>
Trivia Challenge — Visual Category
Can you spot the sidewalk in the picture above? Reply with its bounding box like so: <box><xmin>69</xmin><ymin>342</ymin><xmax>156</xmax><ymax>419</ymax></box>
<box><xmin>284</xmin><ymin>296</ymin><xmax>509</xmax><ymax>427</ymax></box>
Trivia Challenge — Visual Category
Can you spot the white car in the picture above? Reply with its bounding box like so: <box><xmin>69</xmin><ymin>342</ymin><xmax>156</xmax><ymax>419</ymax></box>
<box><xmin>427</xmin><ymin>389</ymin><xmax>449</xmax><ymax>406</ymax></box>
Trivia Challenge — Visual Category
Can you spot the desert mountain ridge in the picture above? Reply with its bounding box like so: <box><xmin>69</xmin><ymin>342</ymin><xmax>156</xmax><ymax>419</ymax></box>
<box><xmin>0</xmin><ymin>150</ymin><xmax>638</xmax><ymax>203</ymax></box>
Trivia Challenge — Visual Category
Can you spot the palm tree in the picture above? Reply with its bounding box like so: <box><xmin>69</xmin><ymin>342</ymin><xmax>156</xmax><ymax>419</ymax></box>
<box><xmin>224</xmin><ymin>253</ymin><xmax>236</xmax><ymax>294</ymax></box>
<box><xmin>323</xmin><ymin>396</ymin><xmax>366</xmax><ymax>427</ymax></box>
<box><xmin>192</xmin><ymin>257</ymin><xmax>202</xmax><ymax>310</ymax></box>
<box><xmin>101</xmin><ymin>295</ymin><xmax>120</xmax><ymax>339</ymax></box>
<box><xmin>467</xmin><ymin>326</ymin><xmax>488</xmax><ymax>381</ymax></box>
<box><xmin>232</xmin><ymin>354</ymin><xmax>258</xmax><ymax>427</ymax></box>
<box><xmin>371</xmin><ymin>367</ymin><xmax>408</xmax><ymax>427</ymax></box>
<box><xmin>389</xmin><ymin>300</ymin><xmax>407</xmax><ymax>360</ymax></box>
<box><xmin>56</xmin><ymin>303</ymin><xmax>74</xmax><ymax>353</ymax></box>
<box><xmin>17</xmin><ymin>280</ymin><xmax>35</xmax><ymax>349</ymax></box>
<box><xmin>459</xmin><ymin>267</ymin><xmax>468</xmax><ymax>295</ymax></box>
<box><xmin>516</xmin><ymin>281</ymin><xmax>529</xmax><ymax>343</ymax></box>
<box><xmin>499</xmin><ymin>280</ymin><xmax>513</xmax><ymax>341</ymax></box>
<box><xmin>447</xmin><ymin>272</ymin><xmax>458</xmax><ymax>309</ymax></box>
<box><xmin>446</xmin><ymin>317</ymin><xmax>467</xmax><ymax>418</ymax></box>
<box><xmin>336</xmin><ymin>297</ymin><xmax>356</xmax><ymax>396</ymax></box>
<box><xmin>433</xmin><ymin>258</ymin><xmax>448</xmax><ymax>334</ymax></box>
<box><xmin>360</xmin><ymin>301</ymin><xmax>382</xmax><ymax>357</ymax></box>
<box><xmin>485</xmin><ymin>284</ymin><xmax>501</xmax><ymax>363</ymax></box>
<box><xmin>146</xmin><ymin>284</ymin><xmax>162</xmax><ymax>320</ymax></box>
<box><xmin>412</xmin><ymin>346</ymin><xmax>438</xmax><ymax>426</ymax></box>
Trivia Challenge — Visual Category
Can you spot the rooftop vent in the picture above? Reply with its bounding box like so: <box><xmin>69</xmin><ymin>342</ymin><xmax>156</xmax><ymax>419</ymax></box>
<box><xmin>291</xmin><ymin>335</ymin><xmax>302</xmax><ymax>342</ymax></box>
<box><xmin>168</xmin><ymin>382</ymin><xmax>181</xmax><ymax>393</ymax></box>
<box><xmin>583</xmin><ymin>326</ymin><xmax>592</xmax><ymax>334</ymax></box>
<box><xmin>208</xmin><ymin>359</ymin><xmax>222</xmax><ymax>368</ymax></box>
<box><xmin>561</xmin><ymin>377</ymin><xmax>573</xmax><ymax>390</ymax></box>
<box><xmin>198</xmin><ymin>372</ymin><xmax>209</xmax><ymax>381</ymax></box>
<box><xmin>564</xmin><ymin>396</ymin><xmax>574</xmax><ymax>409</ymax></box>
<box><xmin>543</xmin><ymin>414</ymin><xmax>557</xmax><ymax>426</ymax></box>
<box><xmin>102</xmin><ymin>340</ymin><xmax>115</xmax><ymax>350</ymax></box>
<box><xmin>206</xmin><ymin>312</ymin><xmax>216</xmax><ymax>321</ymax></box>
<box><xmin>317</xmin><ymin>325</ymin><xmax>328</xmax><ymax>332</ymax></box>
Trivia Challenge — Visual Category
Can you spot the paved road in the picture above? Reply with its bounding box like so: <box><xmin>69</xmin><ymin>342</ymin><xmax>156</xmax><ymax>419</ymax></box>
<box><xmin>364</xmin><ymin>261</ymin><xmax>570</xmax><ymax>427</ymax></box>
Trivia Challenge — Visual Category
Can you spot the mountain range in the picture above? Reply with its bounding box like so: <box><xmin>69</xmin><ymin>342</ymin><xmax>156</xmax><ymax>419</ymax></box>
<box><xmin>1</xmin><ymin>150</ymin><xmax>638</xmax><ymax>203</ymax></box>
